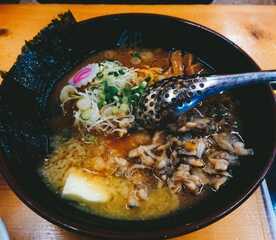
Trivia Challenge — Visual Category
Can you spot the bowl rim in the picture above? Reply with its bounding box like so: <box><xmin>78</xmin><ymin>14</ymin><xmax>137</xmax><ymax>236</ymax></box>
<box><xmin>0</xmin><ymin>12</ymin><xmax>275</xmax><ymax>240</ymax></box>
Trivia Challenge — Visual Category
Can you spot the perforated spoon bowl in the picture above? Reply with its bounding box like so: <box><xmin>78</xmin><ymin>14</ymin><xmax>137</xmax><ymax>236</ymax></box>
<box><xmin>136</xmin><ymin>70</ymin><xmax>276</xmax><ymax>127</ymax></box>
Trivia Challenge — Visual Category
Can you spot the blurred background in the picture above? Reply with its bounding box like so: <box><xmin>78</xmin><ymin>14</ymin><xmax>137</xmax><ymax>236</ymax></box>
<box><xmin>2</xmin><ymin>0</ymin><xmax>276</xmax><ymax>4</ymax></box>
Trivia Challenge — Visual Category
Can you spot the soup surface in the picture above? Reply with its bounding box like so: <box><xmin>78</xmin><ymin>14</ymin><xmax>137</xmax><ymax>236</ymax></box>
<box><xmin>40</xmin><ymin>48</ymin><xmax>254</xmax><ymax>220</ymax></box>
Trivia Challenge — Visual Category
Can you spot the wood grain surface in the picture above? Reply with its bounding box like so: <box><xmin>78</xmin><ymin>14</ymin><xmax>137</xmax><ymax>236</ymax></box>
<box><xmin>0</xmin><ymin>4</ymin><xmax>275</xmax><ymax>240</ymax></box>
<box><xmin>214</xmin><ymin>0</ymin><xmax>276</xmax><ymax>4</ymax></box>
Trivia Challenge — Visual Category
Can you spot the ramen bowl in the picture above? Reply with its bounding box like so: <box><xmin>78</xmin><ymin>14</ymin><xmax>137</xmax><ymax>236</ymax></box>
<box><xmin>0</xmin><ymin>13</ymin><xmax>275</xmax><ymax>239</ymax></box>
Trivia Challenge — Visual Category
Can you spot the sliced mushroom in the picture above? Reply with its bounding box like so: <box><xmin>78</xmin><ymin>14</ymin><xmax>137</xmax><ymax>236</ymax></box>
<box><xmin>232</xmin><ymin>141</ymin><xmax>254</xmax><ymax>156</ymax></box>
<box><xmin>191</xmin><ymin>168</ymin><xmax>210</xmax><ymax>185</ymax></box>
<box><xmin>213</xmin><ymin>133</ymin><xmax>254</xmax><ymax>156</ymax></box>
<box><xmin>156</xmin><ymin>151</ymin><xmax>170</xmax><ymax>169</ymax></box>
<box><xmin>178</xmin><ymin>118</ymin><xmax>210</xmax><ymax>133</ymax></box>
<box><xmin>184</xmin><ymin>157</ymin><xmax>205</xmax><ymax>167</ymax></box>
<box><xmin>209</xmin><ymin>176</ymin><xmax>228</xmax><ymax>191</ymax></box>
<box><xmin>213</xmin><ymin>133</ymin><xmax>235</xmax><ymax>152</ymax></box>
<box><xmin>152</xmin><ymin>131</ymin><xmax>166</xmax><ymax>145</ymax></box>
<box><xmin>128</xmin><ymin>145</ymin><xmax>157</xmax><ymax>166</ymax></box>
<box><xmin>208</xmin><ymin>157</ymin><xmax>229</xmax><ymax>171</ymax></box>
<box><xmin>170</xmin><ymin>50</ymin><xmax>184</xmax><ymax>75</ymax></box>
<box><xmin>177</xmin><ymin>138</ymin><xmax>207</xmax><ymax>158</ymax></box>
<box><xmin>172</xmin><ymin>164</ymin><xmax>202</xmax><ymax>194</ymax></box>
<box><xmin>202</xmin><ymin>163</ymin><xmax>231</xmax><ymax>177</ymax></box>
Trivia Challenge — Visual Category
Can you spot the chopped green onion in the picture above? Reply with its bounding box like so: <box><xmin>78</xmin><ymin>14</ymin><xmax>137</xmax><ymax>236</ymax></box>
<box><xmin>131</xmin><ymin>51</ymin><xmax>141</xmax><ymax>59</ymax></box>
<box><xmin>80</xmin><ymin>110</ymin><xmax>91</xmax><ymax>121</ymax></box>
<box><xmin>113</xmin><ymin>96</ymin><xmax>120</xmax><ymax>102</ymax></box>
<box><xmin>119</xmin><ymin>69</ymin><xmax>125</xmax><ymax>75</ymax></box>
<box><xmin>141</xmin><ymin>81</ymin><xmax>147</xmax><ymax>87</ymax></box>
<box><xmin>97</xmin><ymin>72</ymin><xmax>104</xmax><ymax>78</ymax></box>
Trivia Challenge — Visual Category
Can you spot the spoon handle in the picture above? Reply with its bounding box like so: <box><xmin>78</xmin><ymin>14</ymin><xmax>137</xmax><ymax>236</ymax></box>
<box><xmin>201</xmin><ymin>70</ymin><xmax>276</xmax><ymax>96</ymax></box>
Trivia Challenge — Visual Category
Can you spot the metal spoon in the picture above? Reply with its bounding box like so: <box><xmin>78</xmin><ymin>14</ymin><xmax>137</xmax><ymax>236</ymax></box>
<box><xmin>136</xmin><ymin>71</ymin><xmax>276</xmax><ymax>128</ymax></box>
<box><xmin>0</xmin><ymin>218</ymin><xmax>10</xmax><ymax>240</ymax></box>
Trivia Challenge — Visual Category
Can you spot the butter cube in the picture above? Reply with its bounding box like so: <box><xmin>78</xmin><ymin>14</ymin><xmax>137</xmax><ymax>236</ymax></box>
<box><xmin>62</xmin><ymin>168</ymin><xmax>111</xmax><ymax>203</ymax></box>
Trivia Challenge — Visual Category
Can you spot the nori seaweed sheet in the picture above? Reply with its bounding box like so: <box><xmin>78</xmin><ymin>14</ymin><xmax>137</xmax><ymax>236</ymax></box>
<box><xmin>0</xmin><ymin>11</ymin><xmax>85</xmax><ymax>165</ymax></box>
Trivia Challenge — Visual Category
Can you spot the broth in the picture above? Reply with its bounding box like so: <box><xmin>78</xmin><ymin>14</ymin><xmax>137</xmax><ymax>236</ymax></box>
<box><xmin>40</xmin><ymin>48</ymin><xmax>253</xmax><ymax>220</ymax></box>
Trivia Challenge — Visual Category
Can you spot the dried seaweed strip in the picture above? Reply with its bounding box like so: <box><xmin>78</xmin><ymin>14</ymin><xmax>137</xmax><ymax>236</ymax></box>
<box><xmin>2</xmin><ymin>11</ymin><xmax>85</xmax><ymax>114</ymax></box>
<box><xmin>0</xmin><ymin>11</ymin><xmax>82</xmax><ymax>164</ymax></box>
<box><xmin>0</xmin><ymin>99</ymin><xmax>48</xmax><ymax>166</ymax></box>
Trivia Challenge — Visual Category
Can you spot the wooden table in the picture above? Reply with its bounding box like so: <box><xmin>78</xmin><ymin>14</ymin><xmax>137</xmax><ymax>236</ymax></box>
<box><xmin>0</xmin><ymin>4</ymin><xmax>275</xmax><ymax>240</ymax></box>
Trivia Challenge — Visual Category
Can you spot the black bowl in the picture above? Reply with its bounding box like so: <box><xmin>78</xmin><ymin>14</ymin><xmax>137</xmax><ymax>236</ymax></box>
<box><xmin>0</xmin><ymin>13</ymin><xmax>275</xmax><ymax>240</ymax></box>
